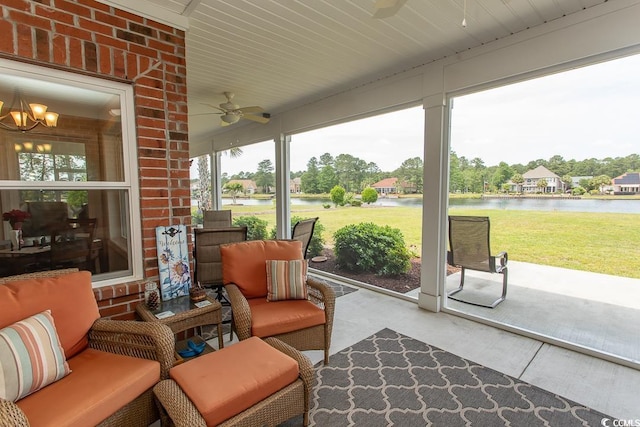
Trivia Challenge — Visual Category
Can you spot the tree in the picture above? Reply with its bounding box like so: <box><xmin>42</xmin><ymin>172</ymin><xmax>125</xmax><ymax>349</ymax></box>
<box><xmin>511</xmin><ymin>173</ymin><xmax>524</xmax><ymax>193</ymax></box>
<box><xmin>562</xmin><ymin>174</ymin><xmax>573</xmax><ymax>191</ymax></box>
<box><xmin>491</xmin><ymin>162</ymin><xmax>513</xmax><ymax>191</ymax></box>
<box><xmin>361</xmin><ymin>187</ymin><xmax>378</xmax><ymax>204</ymax></box>
<box><xmin>254</xmin><ymin>159</ymin><xmax>274</xmax><ymax>193</ymax></box>
<box><xmin>398</xmin><ymin>157</ymin><xmax>423</xmax><ymax>193</ymax></box>
<box><xmin>591</xmin><ymin>175</ymin><xmax>612</xmax><ymax>193</ymax></box>
<box><xmin>300</xmin><ymin>157</ymin><xmax>320</xmax><ymax>193</ymax></box>
<box><xmin>223</xmin><ymin>182</ymin><xmax>244</xmax><ymax>204</ymax></box>
<box><xmin>318</xmin><ymin>165</ymin><xmax>338</xmax><ymax>193</ymax></box>
<box><xmin>197</xmin><ymin>156</ymin><xmax>211</xmax><ymax>211</ymax></box>
<box><xmin>537</xmin><ymin>178</ymin><xmax>548</xmax><ymax>193</ymax></box>
<box><xmin>330</xmin><ymin>185</ymin><xmax>346</xmax><ymax>207</ymax></box>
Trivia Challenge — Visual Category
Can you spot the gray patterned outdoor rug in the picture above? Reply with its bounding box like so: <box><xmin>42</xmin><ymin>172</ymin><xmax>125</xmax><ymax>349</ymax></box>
<box><xmin>282</xmin><ymin>328</ymin><xmax>610</xmax><ymax>426</ymax></box>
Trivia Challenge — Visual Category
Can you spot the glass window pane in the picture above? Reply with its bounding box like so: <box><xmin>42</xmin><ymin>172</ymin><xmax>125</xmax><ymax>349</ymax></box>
<box><xmin>0</xmin><ymin>72</ymin><xmax>124</xmax><ymax>183</ymax></box>
<box><xmin>0</xmin><ymin>189</ymin><xmax>132</xmax><ymax>279</ymax></box>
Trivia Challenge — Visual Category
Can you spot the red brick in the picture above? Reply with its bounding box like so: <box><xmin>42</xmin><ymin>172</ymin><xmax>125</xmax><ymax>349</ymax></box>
<box><xmin>0</xmin><ymin>20</ymin><xmax>15</xmax><ymax>54</ymax></box>
<box><xmin>34</xmin><ymin>28</ymin><xmax>49</xmax><ymax>61</ymax></box>
<box><xmin>99</xmin><ymin>304</ymin><xmax>127</xmax><ymax>318</ymax></box>
<box><xmin>55</xmin><ymin>22</ymin><xmax>92</xmax><ymax>40</ymax></box>
<box><xmin>9</xmin><ymin>10</ymin><xmax>51</xmax><ymax>30</ymax></box>
<box><xmin>94</xmin><ymin>10</ymin><xmax>127</xmax><ymax>29</ymax></box>
<box><xmin>1</xmin><ymin>0</ymin><xmax>30</xmax><ymax>11</ymax></box>
<box><xmin>98</xmin><ymin>45</ymin><xmax>111</xmax><ymax>74</ymax></box>
<box><xmin>79</xmin><ymin>17</ymin><xmax>113</xmax><ymax>36</ymax></box>
<box><xmin>94</xmin><ymin>33</ymin><xmax>128</xmax><ymax>50</ymax></box>
<box><xmin>34</xmin><ymin>5</ymin><xmax>75</xmax><ymax>25</ymax></box>
<box><xmin>52</xmin><ymin>34</ymin><xmax>67</xmax><ymax>66</ymax></box>
<box><xmin>56</xmin><ymin>0</ymin><xmax>92</xmax><ymax>19</ymax></box>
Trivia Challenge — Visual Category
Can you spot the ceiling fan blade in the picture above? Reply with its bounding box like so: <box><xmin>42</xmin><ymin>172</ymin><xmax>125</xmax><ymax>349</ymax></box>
<box><xmin>243</xmin><ymin>114</ymin><xmax>270</xmax><ymax>124</ymax></box>
<box><xmin>372</xmin><ymin>0</ymin><xmax>407</xmax><ymax>19</ymax></box>
<box><xmin>238</xmin><ymin>106</ymin><xmax>264</xmax><ymax>114</ymax></box>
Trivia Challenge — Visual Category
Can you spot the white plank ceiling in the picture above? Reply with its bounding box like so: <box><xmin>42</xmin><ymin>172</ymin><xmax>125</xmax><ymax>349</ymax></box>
<box><xmin>101</xmin><ymin>0</ymin><xmax>608</xmax><ymax>144</ymax></box>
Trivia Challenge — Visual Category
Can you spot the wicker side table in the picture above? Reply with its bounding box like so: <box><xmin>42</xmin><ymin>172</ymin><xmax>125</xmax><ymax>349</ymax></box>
<box><xmin>136</xmin><ymin>295</ymin><xmax>224</xmax><ymax>350</ymax></box>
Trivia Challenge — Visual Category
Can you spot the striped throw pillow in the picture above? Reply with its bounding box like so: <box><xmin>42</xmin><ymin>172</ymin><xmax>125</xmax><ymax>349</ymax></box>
<box><xmin>266</xmin><ymin>259</ymin><xmax>308</xmax><ymax>301</ymax></box>
<box><xmin>0</xmin><ymin>310</ymin><xmax>70</xmax><ymax>402</ymax></box>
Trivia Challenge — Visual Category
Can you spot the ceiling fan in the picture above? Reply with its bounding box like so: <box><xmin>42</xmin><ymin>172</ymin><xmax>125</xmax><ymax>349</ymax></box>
<box><xmin>204</xmin><ymin>92</ymin><xmax>270</xmax><ymax>126</ymax></box>
<box><xmin>372</xmin><ymin>0</ymin><xmax>408</xmax><ymax>19</ymax></box>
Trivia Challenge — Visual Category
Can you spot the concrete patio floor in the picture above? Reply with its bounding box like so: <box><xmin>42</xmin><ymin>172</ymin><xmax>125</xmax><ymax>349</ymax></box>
<box><xmin>440</xmin><ymin>260</ymin><xmax>640</xmax><ymax>366</ymax></box>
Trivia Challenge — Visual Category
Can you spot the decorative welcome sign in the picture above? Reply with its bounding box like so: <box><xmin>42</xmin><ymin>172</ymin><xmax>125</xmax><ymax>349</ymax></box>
<box><xmin>155</xmin><ymin>225</ymin><xmax>191</xmax><ymax>300</ymax></box>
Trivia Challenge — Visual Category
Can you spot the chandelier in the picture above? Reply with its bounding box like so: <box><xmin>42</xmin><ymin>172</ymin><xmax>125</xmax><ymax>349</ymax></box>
<box><xmin>0</xmin><ymin>91</ymin><xmax>59</xmax><ymax>132</ymax></box>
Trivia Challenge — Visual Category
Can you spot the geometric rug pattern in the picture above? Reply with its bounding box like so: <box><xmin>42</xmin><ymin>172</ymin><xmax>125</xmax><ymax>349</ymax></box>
<box><xmin>284</xmin><ymin>328</ymin><xmax>610</xmax><ymax>426</ymax></box>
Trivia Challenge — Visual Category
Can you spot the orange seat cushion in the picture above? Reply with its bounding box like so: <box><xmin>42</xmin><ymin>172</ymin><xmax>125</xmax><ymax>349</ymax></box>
<box><xmin>170</xmin><ymin>336</ymin><xmax>299</xmax><ymax>427</ymax></box>
<box><xmin>0</xmin><ymin>271</ymin><xmax>99</xmax><ymax>358</ymax></box>
<box><xmin>248</xmin><ymin>298</ymin><xmax>326</xmax><ymax>337</ymax></box>
<box><xmin>221</xmin><ymin>240</ymin><xmax>303</xmax><ymax>298</ymax></box>
<box><xmin>16</xmin><ymin>348</ymin><xmax>160</xmax><ymax>427</ymax></box>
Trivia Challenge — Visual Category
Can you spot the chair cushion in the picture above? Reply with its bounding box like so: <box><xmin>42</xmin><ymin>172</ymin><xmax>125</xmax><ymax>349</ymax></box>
<box><xmin>221</xmin><ymin>240</ymin><xmax>303</xmax><ymax>298</ymax></box>
<box><xmin>248</xmin><ymin>298</ymin><xmax>326</xmax><ymax>337</ymax></box>
<box><xmin>0</xmin><ymin>271</ymin><xmax>99</xmax><ymax>358</ymax></box>
<box><xmin>0</xmin><ymin>310</ymin><xmax>70</xmax><ymax>402</ymax></box>
<box><xmin>170</xmin><ymin>336</ymin><xmax>299</xmax><ymax>426</ymax></box>
<box><xmin>16</xmin><ymin>348</ymin><xmax>160</xmax><ymax>427</ymax></box>
<box><xmin>266</xmin><ymin>259</ymin><xmax>308</xmax><ymax>301</ymax></box>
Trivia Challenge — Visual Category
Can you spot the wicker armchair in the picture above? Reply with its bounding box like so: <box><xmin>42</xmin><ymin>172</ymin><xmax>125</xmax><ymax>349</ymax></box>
<box><xmin>0</xmin><ymin>269</ymin><xmax>176</xmax><ymax>427</ymax></box>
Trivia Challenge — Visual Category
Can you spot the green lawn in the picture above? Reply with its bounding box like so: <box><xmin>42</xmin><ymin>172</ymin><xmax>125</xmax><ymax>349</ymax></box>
<box><xmin>221</xmin><ymin>204</ymin><xmax>640</xmax><ymax>279</ymax></box>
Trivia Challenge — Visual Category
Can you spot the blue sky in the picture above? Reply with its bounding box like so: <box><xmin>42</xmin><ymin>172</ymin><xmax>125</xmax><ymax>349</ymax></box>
<box><xmin>214</xmin><ymin>53</ymin><xmax>640</xmax><ymax>176</ymax></box>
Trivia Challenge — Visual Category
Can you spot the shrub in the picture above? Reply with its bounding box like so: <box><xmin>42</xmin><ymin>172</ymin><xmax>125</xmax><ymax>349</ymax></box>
<box><xmin>322</xmin><ymin>203</ymin><xmax>331</xmax><ymax>209</ymax></box>
<box><xmin>269</xmin><ymin>216</ymin><xmax>326</xmax><ymax>257</ymax></box>
<box><xmin>191</xmin><ymin>208</ymin><xmax>203</xmax><ymax>225</ymax></box>
<box><xmin>572</xmin><ymin>186</ymin><xmax>586</xmax><ymax>196</ymax></box>
<box><xmin>333</xmin><ymin>222</ymin><xmax>411</xmax><ymax>276</ymax></box>
<box><xmin>349</xmin><ymin>199</ymin><xmax>362</xmax><ymax>207</ymax></box>
<box><xmin>232</xmin><ymin>215</ymin><xmax>269</xmax><ymax>240</ymax></box>
<box><xmin>361</xmin><ymin>187</ymin><xmax>378</xmax><ymax>204</ymax></box>
<box><xmin>330</xmin><ymin>185</ymin><xmax>346</xmax><ymax>206</ymax></box>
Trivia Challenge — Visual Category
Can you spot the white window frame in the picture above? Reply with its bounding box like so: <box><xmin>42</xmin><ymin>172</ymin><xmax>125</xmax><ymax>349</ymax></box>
<box><xmin>0</xmin><ymin>59</ymin><xmax>142</xmax><ymax>287</ymax></box>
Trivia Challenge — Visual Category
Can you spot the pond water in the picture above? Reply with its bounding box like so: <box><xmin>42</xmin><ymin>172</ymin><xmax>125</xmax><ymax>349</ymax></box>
<box><xmin>222</xmin><ymin>196</ymin><xmax>640</xmax><ymax>214</ymax></box>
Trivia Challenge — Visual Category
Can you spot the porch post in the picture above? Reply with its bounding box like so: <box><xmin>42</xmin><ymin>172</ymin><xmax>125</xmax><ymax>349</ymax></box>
<box><xmin>418</xmin><ymin>93</ymin><xmax>448</xmax><ymax>312</ymax></box>
<box><xmin>275</xmin><ymin>134</ymin><xmax>291</xmax><ymax>239</ymax></box>
<box><xmin>211</xmin><ymin>151</ymin><xmax>223</xmax><ymax>210</ymax></box>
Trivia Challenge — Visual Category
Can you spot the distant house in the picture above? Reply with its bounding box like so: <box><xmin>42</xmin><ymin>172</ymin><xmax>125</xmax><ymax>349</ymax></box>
<box><xmin>290</xmin><ymin>177</ymin><xmax>301</xmax><ymax>193</ymax></box>
<box><xmin>514</xmin><ymin>165</ymin><xmax>565</xmax><ymax>193</ymax></box>
<box><xmin>226</xmin><ymin>179</ymin><xmax>258</xmax><ymax>194</ymax></box>
<box><xmin>612</xmin><ymin>172</ymin><xmax>640</xmax><ymax>195</ymax></box>
<box><xmin>571</xmin><ymin>176</ymin><xmax>593</xmax><ymax>189</ymax></box>
<box><xmin>371</xmin><ymin>177</ymin><xmax>416</xmax><ymax>194</ymax></box>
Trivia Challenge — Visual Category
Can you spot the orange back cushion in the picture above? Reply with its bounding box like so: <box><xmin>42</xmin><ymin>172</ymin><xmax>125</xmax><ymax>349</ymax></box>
<box><xmin>221</xmin><ymin>240</ymin><xmax>303</xmax><ymax>298</ymax></box>
<box><xmin>0</xmin><ymin>271</ymin><xmax>100</xmax><ymax>359</ymax></box>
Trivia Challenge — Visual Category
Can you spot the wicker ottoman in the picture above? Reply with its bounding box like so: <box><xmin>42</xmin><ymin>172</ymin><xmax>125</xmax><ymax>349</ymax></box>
<box><xmin>153</xmin><ymin>337</ymin><xmax>313</xmax><ymax>427</ymax></box>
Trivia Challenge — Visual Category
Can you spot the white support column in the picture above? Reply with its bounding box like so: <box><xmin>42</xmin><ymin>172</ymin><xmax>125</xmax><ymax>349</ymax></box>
<box><xmin>211</xmin><ymin>151</ymin><xmax>222</xmax><ymax>209</ymax></box>
<box><xmin>418</xmin><ymin>93</ymin><xmax>449</xmax><ymax>312</ymax></box>
<box><xmin>275</xmin><ymin>134</ymin><xmax>291</xmax><ymax>239</ymax></box>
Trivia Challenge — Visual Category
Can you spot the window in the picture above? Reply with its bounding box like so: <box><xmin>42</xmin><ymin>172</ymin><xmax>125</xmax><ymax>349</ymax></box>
<box><xmin>0</xmin><ymin>59</ymin><xmax>141</xmax><ymax>283</ymax></box>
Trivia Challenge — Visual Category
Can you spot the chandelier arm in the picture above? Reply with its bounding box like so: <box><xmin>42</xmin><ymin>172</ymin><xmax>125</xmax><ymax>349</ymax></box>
<box><xmin>0</xmin><ymin>121</ymin><xmax>40</xmax><ymax>132</ymax></box>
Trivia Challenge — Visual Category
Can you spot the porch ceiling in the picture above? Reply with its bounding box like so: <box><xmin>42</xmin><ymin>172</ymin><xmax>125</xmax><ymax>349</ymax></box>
<box><xmin>100</xmin><ymin>0</ymin><xmax>607</xmax><ymax>144</ymax></box>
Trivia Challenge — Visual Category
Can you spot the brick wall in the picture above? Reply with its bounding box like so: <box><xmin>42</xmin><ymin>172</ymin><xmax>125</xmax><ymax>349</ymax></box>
<box><xmin>1</xmin><ymin>0</ymin><xmax>190</xmax><ymax>319</ymax></box>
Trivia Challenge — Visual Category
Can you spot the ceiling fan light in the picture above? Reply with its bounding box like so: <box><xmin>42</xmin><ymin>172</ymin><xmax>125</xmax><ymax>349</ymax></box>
<box><xmin>221</xmin><ymin>113</ymin><xmax>240</xmax><ymax>124</ymax></box>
